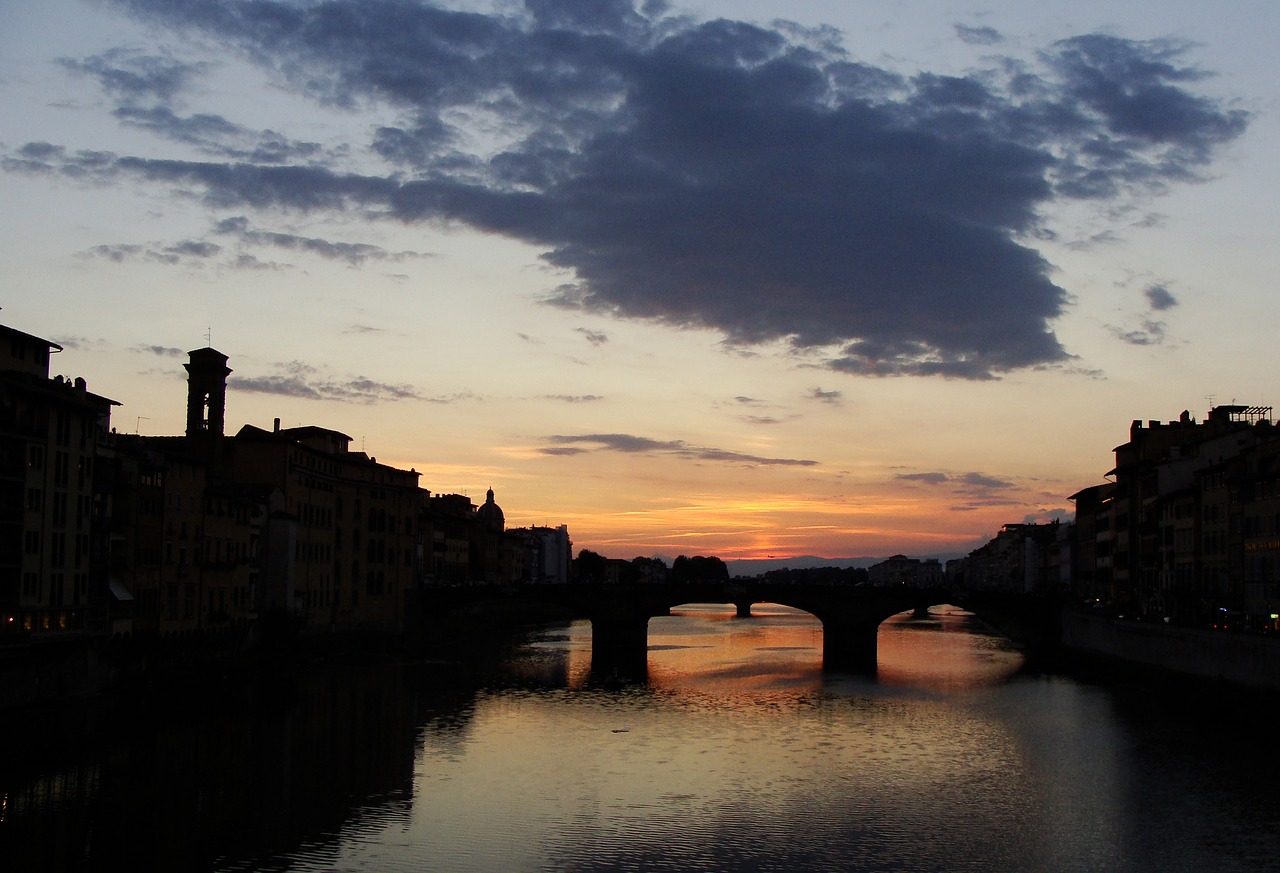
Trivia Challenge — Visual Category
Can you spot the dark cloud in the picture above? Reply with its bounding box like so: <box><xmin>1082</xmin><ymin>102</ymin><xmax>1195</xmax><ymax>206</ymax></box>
<box><xmin>14</xmin><ymin>2</ymin><xmax>1249</xmax><ymax>379</ymax></box>
<box><xmin>956</xmin><ymin>471</ymin><xmax>1014</xmax><ymax>490</ymax></box>
<box><xmin>541</xmin><ymin>433</ymin><xmax>816</xmax><ymax>466</ymax></box>
<box><xmin>60</xmin><ymin>49</ymin><xmax>205</xmax><ymax>104</ymax></box>
<box><xmin>544</xmin><ymin>394</ymin><xmax>604</xmax><ymax>403</ymax></box>
<box><xmin>575</xmin><ymin>327</ymin><xmax>609</xmax><ymax>346</ymax></box>
<box><xmin>954</xmin><ymin>25</ymin><xmax>1003</xmax><ymax>46</ymax></box>
<box><xmin>896</xmin><ymin>472</ymin><xmax>951</xmax><ymax>485</ymax></box>
<box><xmin>810</xmin><ymin>388</ymin><xmax>842</xmax><ymax>404</ymax></box>
<box><xmin>231</xmin><ymin>361</ymin><xmax>423</xmax><ymax>403</ymax></box>
<box><xmin>213</xmin><ymin>217</ymin><xmax>423</xmax><ymax>266</ymax></box>
<box><xmin>82</xmin><ymin>240</ymin><xmax>220</xmax><ymax>264</ymax></box>
<box><xmin>896</xmin><ymin>470</ymin><xmax>1013</xmax><ymax>490</ymax></box>
<box><xmin>64</xmin><ymin>50</ymin><xmax>323</xmax><ymax>163</ymax></box>
<box><xmin>50</xmin><ymin>335</ymin><xmax>108</xmax><ymax>352</ymax></box>
<box><xmin>114</xmin><ymin>106</ymin><xmax>324</xmax><ymax>163</ymax></box>
<box><xmin>1144</xmin><ymin>284</ymin><xmax>1178</xmax><ymax>310</ymax></box>
<box><xmin>131</xmin><ymin>344</ymin><xmax>184</xmax><ymax>357</ymax></box>
<box><xmin>744</xmin><ymin>415</ymin><xmax>782</xmax><ymax>425</ymax></box>
<box><xmin>1109</xmin><ymin>317</ymin><xmax>1167</xmax><ymax>346</ymax></box>
<box><xmin>80</xmin><ymin>216</ymin><xmax>425</xmax><ymax>270</ymax></box>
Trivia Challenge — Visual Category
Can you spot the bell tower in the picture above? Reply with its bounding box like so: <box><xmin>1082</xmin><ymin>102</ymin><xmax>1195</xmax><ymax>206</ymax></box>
<box><xmin>185</xmin><ymin>347</ymin><xmax>232</xmax><ymax>439</ymax></box>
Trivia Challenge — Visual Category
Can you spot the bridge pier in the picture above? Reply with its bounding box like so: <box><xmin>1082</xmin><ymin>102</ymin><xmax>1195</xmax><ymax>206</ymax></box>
<box><xmin>735</xmin><ymin>599</ymin><xmax>753</xmax><ymax>618</ymax></box>
<box><xmin>820</xmin><ymin>615</ymin><xmax>883</xmax><ymax>674</ymax></box>
<box><xmin>589</xmin><ymin>612</ymin><xmax>650</xmax><ymax>682</ymax></box>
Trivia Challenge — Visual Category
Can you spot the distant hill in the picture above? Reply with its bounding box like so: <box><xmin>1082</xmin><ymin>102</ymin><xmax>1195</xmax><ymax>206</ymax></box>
<box><xmin>725</xmin><ymin>553</ymin><xmax>965</xmax><ymax>578</ymax></box>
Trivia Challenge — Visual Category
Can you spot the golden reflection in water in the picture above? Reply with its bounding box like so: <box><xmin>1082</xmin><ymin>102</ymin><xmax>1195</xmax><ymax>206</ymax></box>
<box><xmin>876</xmin><ymin>605</ymin><xmax>1025</xmax><ymax>690</ymax></box>
<box><xmin>646</xmin><ymin>603</ymin><xmax>824</xmax><ymax>695</ymax></box>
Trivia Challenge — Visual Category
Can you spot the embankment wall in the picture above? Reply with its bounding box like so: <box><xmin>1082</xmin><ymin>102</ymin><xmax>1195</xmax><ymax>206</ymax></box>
<box><xmin>1061</xmin><ymin>610</ymin><xmax>1280</xmax><ymax>691</ymax></box>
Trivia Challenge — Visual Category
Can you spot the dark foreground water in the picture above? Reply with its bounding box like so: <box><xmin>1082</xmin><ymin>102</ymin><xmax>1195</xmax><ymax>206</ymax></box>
<box><xmin>4</xmin><ymin>605</ymin><xmax>1280</xmax><ymax>872</ymax></box>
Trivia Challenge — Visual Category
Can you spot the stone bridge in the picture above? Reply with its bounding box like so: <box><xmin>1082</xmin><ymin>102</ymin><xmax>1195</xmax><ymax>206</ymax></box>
<box><xmin>413</xmin><ymin>581</ymin><xmax>956</xmax><ymax>678</ymax></box>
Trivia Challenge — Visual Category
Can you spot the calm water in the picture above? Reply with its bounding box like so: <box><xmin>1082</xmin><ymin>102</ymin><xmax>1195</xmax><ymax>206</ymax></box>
<box><xmin>4</xmin><ymin>604</ymin><xmax>1280</xmax><ymax>872</ymax></box>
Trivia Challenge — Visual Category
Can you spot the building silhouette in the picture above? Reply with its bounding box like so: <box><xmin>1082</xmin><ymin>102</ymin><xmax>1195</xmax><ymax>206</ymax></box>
<box><xmin>1</xmin><ymin>319</ymin><xmax>571</xmax><ymax>646</ymax></box>
<box><xmin>1</xmin><ymin>324</ymin><xmax>118</xmax><ymax>636</ymax></box>
<box><xmin>954</xmin><ymin>405</ymin><xmax>1280</xmax><ymax>632</ymax></box>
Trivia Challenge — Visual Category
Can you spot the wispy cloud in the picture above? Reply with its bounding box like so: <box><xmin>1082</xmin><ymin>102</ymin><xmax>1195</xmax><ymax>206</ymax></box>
<box><xmin>79</xmin><ymin>215</ymin><xmax>429</xmax><ymax>270</ymax></box>
<box><xmin>954</xmin><ymin>24</ymin><xmax>1003</xmax><ymax>46</ymax></box>
<box><xmin>1109</xmin><ymin>318</ymin><xmax>1168</xmax><ymax>346</ymax></box>
<box><xmin>544</xmin><ymin>394</ymin><xmax>604</xmax><ymax>403</ymax></box>
<box><xmin>213</xmin><ymin>216</ymin><xmax>429</xmax><ymax>266</ymax></box>
<box><xmin>896</xmin><ymin>470</ymin><xmax>1015</xmax><ymax>490</ymax></box>
<box><xmin>131</xmin><ymin>344</ymin><xmax>184</xmax><ymax>357</ymax></box>
<box><xmin>540</xmin><ymin>433</ymin><xmax>817</xmax><ymax>466</ymax></box>
<box><xmin>82</xmin><ymin>240</ymin><xmax>221</xmax><ymax>265</ymax></box>
<box><xmin>575</xmin><ymin>327</ymin><xmax>609</xmax><ymax>346</ymax></box>
<box><xmin>230</xmin><ymin>361</ymin><xmax>424</xmax><ymax>404</ymax></box>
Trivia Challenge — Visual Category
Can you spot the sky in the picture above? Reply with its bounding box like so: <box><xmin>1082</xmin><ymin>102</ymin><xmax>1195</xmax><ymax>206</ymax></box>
<box><xmin>2</xmin><ymin>0</ymin><xmax>1278</xmax><ymax>564</ymax></box>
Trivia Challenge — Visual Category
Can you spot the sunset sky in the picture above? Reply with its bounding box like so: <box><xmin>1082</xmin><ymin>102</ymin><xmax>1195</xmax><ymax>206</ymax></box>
<box><xmin>2</xmin><ymin>0</ymin><xmax>1277</xmax><ymax>564</ymax></box>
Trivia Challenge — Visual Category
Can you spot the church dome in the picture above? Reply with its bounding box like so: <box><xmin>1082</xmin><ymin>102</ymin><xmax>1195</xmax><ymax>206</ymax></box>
<box><xmin>477</xmin><ymin>487</ymin><xmax>504</xmax><ymax>529</ymax></box>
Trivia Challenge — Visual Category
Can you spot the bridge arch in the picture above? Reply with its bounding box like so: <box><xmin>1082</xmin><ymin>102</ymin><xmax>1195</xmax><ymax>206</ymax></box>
<box><xmin>412</xmin><ymin>582</ymin><xmax>953</xmax><ymax>679</ymax></box>
<box><xmin>582</xmin><ymin>582</ymin><xmax>946</xmax><ymax>678</ymax></box>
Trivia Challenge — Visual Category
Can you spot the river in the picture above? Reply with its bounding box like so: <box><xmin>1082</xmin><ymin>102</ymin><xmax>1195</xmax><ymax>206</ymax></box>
<box><xmin>3</xmin><ymin>604</ymin><xmax>1279</xmax><ymax>871</ymax></box>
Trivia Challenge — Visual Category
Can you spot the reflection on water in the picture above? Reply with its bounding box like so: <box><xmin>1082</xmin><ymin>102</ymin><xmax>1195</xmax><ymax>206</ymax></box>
<box><xmin>877</xmin><ymin>604</ymin><xmax>1027</xmax><ymax>690</ymax></box>
<box><xmin>4</xmin><ymin>603</ymin><xmax>1280</xmax><ymax>872</ymax></box>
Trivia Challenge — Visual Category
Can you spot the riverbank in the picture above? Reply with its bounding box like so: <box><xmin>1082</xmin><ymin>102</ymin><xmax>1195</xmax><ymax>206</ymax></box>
<box><xmin>1060</xmin><ymin>609</ymin><xmax>1280</xmax><ymax>692</ymax></box>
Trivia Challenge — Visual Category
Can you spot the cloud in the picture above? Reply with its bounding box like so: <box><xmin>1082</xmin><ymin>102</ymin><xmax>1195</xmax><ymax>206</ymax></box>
<box><xmin>82</xmin><ymin>240</ymin><xmax>221</xmax><ymax>265</ymax></box>
<box><xmin>544</xmin><ymin>394</ymin><xmax>604</xmax><ymax>403</ymax></box>
<box><xmin>896</xmin><ymin>470</ymin><xmax>1014</xmax><ymax>490</ymax></box>
<box><xmin>230</xmin><ymin>361</ymin><xmax>424</xmax><ymax>403</ymax></box>
<box><xmin>1144</xmin><ymin>284</ymin><xmax>1178</xmax><ymax>311</ymax></box>
<box><xmin>51</xmin><ymin>335</ymin><xmax>107</xmax><ymax>351</ymax></box>
<box><xmin>213</xmin><ymin>216</ymin><xmax>427</xmax><ymax>266</ymax></box>
<box><xmin>1024</xmin><ymin>508</ymin><xmax>1072</xmax><ymax>524</ymax></box>
<box><xmin>131</xmin><ymin>344</ymin><xmax>184</xmax><ymax>357</ymax></box>
<box><xmin>63</xmin><ymin>50</ymin><xmax>324</xmax><ymax>163</ymax></box>
<box><xmin>13</xmin><ymin>2</ymin><xmax>1249</xmax><ymax>379</ymax></box>
<box><xmin>896</xmin><ymin>472</ymin><xmax>951</xmax><ymax>485</ymax></box>
<box><xmin>540</xmin><ymin>433</ymin><xmax>817</xmax><ymax>466</ymax></box>
<box><xmin>956</xmin><ymin>471</ymin><xmax>1014</xmax><ymax>490</ymax></box>
<box><xmin>60</xmin><ymin>49</ymin><xmax>205</xmax><ymax>104</ymax></box>
<box><xmin>954</xmin><ymin>25</ymin><xmax>1003</xmax><ymax>46</ymax></box>
<box><xmin>80</xmin><ymin>216</ymin><xmax>427</xmax><ymax>270</ymax></box>
<box><xmin>810</xmin><ymin>388</ymin><xmax>842</xmax><ymax>404</ymax></box>
<box><xmin>114</xmin><ymin>106</ymin><xmax>324</xmax><ymax>164</ymax></box>
<box><xmin>575</xmin><ymin>327</ymin><xmax>609</xmax><ymax>346</ymax></box>
<box><xmin>1109</xmin><ymin>318</ymin><xmax>1167</xmax><ymax>346</ymax></box>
